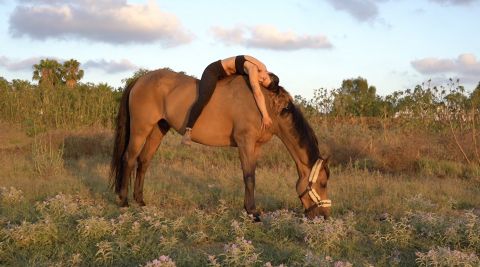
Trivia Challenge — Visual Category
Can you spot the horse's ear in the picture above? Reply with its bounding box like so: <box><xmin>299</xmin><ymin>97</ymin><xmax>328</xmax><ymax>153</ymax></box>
<box><xmin>323</xmin><ymin>156</ymin><xmax>330</xmax><ymax>166</ymax></box>
<box><xmin>323</xmin><ymin>156</ymin><xmax>331</xmax><ymax>179</ymax></box>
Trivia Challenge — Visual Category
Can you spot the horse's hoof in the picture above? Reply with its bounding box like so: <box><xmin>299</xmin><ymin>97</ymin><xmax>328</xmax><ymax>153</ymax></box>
<box><xmin>248</xmin><ymin>213</ymin><xmax>261</xmax><ymax>223</ymax></box>
<box><xmin>134</xmin><ymin>195</ymin><xmax>146</xmax><ymax>206</ymax></box>
<box><xmin>119</xmin><ymin>200</ymin><xmax>129</xmax><ymax>207</ymax></box>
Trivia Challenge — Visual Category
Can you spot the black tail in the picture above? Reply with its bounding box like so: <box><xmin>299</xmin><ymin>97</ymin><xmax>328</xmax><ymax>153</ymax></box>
<box><xmin>110</xmin><ymin>79</ymin><xmax>138</xmax><ymax>193</ymax></box>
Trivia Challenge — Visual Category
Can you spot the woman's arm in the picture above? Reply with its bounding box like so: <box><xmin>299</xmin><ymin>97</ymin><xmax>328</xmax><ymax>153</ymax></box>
<box><xmin>244</xmin><ymin>55</ymin><xmax>267</xmax><ymax>72</ymax></box>
<box><xmin>245</xmin><ymin>63</ymin><xmax>272</xmax><ymax>129</ymax></box>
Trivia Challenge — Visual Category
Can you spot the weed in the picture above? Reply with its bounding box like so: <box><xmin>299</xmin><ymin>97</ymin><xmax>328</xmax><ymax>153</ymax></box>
<box><xmin>302</xmin><ymin>212</ymin><xmax>357</xmax><ymax>256</ymax></box>
<box><xmin>0</xmin><ymin>187</ymin><xmax>25</xmax><ymax>204</ymax></box>
<box><xmin>143</xmin><ymin>255</ymin><xmax>177</xmax><ymax>267</ymax></box>
<box><xmin>95</xmin><ymin>240</ymin><xmax>114</xmax><ymax>265</ymax></box>
<box><xmin>31</xmin><ymin>136</ymin><xmax>64</xmax><ymax>177</ymax></box>
<box><xmin>77</xmin><ymin>216</ymin><xmax>112</xmax><ymax>240</ymax></box>
<box><xmin>372</xmin><ymin>216</ymin><xmax>413</xmax><ymax>249</ymax></box>
<box><xmin>416</xmin><ymin>247</ymin><xmax>480</xmax><ymax>267</ymax></box>
<box><xmin>221</xmin><ymin>235</ymin><xmax>261</xmax><ymax>266</ymax></box>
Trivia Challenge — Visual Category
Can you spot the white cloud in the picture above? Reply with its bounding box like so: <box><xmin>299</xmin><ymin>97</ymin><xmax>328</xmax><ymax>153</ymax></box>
<box><xmin>9</xmin><ymin>0</ymin><xmax>193</xmax><ymax>46</ymax></box>
<box><xmin>325</xmin><ymin>0</ymin><xmax>380</xmax><ymax>22</ymax></box>
<box><xmin>211</xmin><ymin>25</ymin><xmax>332</xmax><ymax>51</ymax></box>
<box><xmin>0</xmin><ymin>56</ymin><xmax>137</xmax><ymax>74</ymax></box>
<box><xmin>0</xmin><ymin>56</ymin><xmax>42</xmax><ymax>71</ymax></box>
<box><xmin>411</xmin><ymin>53</ymin><xmax>480</xmax><ymax>84</ymax></box>
<box><xmin>211</xmin><ymin>26</ymin><xmax>245</xmax><ymax>46</ymax></box>
<box><xmin>411</xmin><ymin>58</ymin><xmax>456</xmax><ymax>74</ymax></box>
<box><xmin>324</xmin><ymin>0</ymin><xmax>479</xmax><ymax>23</ymax></box>
<box><xmin>429</xmin><ymin>0</ymin><xmax>479</xmax><ymax>5</ymax></box>
<box><xmin>84</xmin><ymin>59</ymin><xmax>138</xmax><ymax>73</ymax></box>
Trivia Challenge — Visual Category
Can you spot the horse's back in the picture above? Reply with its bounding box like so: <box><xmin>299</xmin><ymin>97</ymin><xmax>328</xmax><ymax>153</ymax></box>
<box><xmin>128</xmin><ymin>69</ymin><xmax>196</xmax><ymax>128</ymax></box>
<box><xmin>129</xmin><ymin>69</ymin><xmax>262</xmax><ymax>146</ymax></box>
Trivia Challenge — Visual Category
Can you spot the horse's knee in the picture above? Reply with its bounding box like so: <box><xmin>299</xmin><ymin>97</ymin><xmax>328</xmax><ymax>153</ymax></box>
<box><xmin>123</xmin><ymin>152</ymin><xmax>137</xmax><ymax>167</ymax></box>
<box><xmin>137</xmin><ymin>159</ymin><xmax>151</xmax><ymax>172</ymax></box>
<box><xmin>243</xmin><ymin>174</ymin><xmax>255</xmax><ymax>183</ymax></box>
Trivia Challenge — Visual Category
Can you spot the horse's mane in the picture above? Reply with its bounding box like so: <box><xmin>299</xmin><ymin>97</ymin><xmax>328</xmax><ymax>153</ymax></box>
<box><xmin>276</xmin><ymin>87</ymin><xmax>321</xmax><ymax>167</ymax></box>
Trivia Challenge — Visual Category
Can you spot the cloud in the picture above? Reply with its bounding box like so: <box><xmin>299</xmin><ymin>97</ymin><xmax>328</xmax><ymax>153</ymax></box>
<box><xmin>411</xmin><ymin>53</ymin><xmax>480</xmax><ymax>84</ymax></box>
<box><xmin>211</xmin><ymin>26</ymin><xmax>245</xmax><ymax>46</ymax></box>
<box><xmin>211</xmin><ymin>25</ymin><xmax>332</xmax><ymax>50</ymax></box>
<box><xmin>9</xmin><ymin>0</ymin><xmax>193</xmax><ymax>46</ymax></box>
<box><xmin>429</xmin><ymin>0</ymin><xmax>479</xmax><ymax>5</ymax></box>
<box><xmin>0</xmin><ymin>56</ymin><xmax>137</xmax><ymax>74</ymax></box>
<box><xmin>325</xmin><ymin>0</ymin><xmax>380</xmax><ymax>22</ymax></box>
<box><xmin>0</xmin><ymin>56</ymin><xmax>43</xmax><ymax>71</ymax></box>
<box><xmin>84</xmin><ymin>59</ymin><xmax>138</xmax><ymax>73</ymax></box>
<box><xmin>324</xmin><ymin>0</ymin><xmax>479</xmax><ymax>22</ymax></box>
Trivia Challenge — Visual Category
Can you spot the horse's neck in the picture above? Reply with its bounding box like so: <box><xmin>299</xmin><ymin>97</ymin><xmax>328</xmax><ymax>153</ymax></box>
<box><xmin>276</xmin><ymin>130</ymin><xmax>311</xmax><ymax>179</ymax></box>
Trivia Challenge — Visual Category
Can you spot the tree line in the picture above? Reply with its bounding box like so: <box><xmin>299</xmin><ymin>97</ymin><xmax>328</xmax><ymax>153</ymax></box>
<box><xmin>295</xmin><ymin>77</ymin><xmax>480</xmax><ymax>122</ymax></box>
<box><xmin>2</xmin><ymin>58</ymin><xmax>480</xmax><ymax>125</ymax></box>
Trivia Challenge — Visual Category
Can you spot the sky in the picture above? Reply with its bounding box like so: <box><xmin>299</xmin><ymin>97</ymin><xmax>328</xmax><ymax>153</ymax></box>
<box><xmin>0</xmin><ymin>0</ymin><xmax>479</xmax><ymax>98</ymax></box>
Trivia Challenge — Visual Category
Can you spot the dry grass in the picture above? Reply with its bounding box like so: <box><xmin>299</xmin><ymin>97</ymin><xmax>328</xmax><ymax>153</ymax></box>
<box><xmin>1</xmin><ymin>122</ymin><xmax>479</xmax><ymax>266</ymax></box>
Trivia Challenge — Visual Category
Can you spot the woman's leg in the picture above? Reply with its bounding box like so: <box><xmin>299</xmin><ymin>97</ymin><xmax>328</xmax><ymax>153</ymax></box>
<box><xmin>185</xmin><ymin>71</ymin><xmax>217</xmax><ymax>129</ymax></box>
<box><xmin>182</xmin><ymin>62</ymin><xmax>222</xmax><ymax>144</ymax></box>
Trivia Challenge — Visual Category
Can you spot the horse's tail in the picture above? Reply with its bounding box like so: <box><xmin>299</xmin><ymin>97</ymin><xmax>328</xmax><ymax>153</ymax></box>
<box><xmin>110</xmin><ymin>78</ymin><xmax>138</xmax><ymax>193</ymax></box>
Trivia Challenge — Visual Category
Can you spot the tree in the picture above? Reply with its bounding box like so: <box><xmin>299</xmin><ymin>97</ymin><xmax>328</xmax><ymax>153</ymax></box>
<box><xmin>62</xmin><ymin>59</ymin><xmax>84</xmax><ymax>88</ymax></box>
<box><xmin>294</xmin><ymin>94</ymin><xmax>318</xmax><ymax>119</ymax></box>
<box><xmin>393</xmin><ymin>83</ymin><xmax>439</xmax><ymax>120</ymax></box>
<box><xmin>331</xmin><ymin>77</ymin><xmax>382</xmax><ymax>117</ymax></box>
<box><xmin>0</xmin><ymin>76</ymin><xmax>9</xmax><ymax>92</ymax></box>
<box><xmin>471</xmin><ymin>82</ymin><xmax>480</xmax><ymax>109</ymax></box>
<box><xmin>11</xmin><ymin>79</ymin><xmax>33</xmax><ymax>91</ymax></box>
<box><xmin>121</xmin><ymin>68</ymin><xmax>150</xmax><ymax>88</ymax></box>
<box><xmin>33</xmin><ymin>59</ymin><xmax>62</xmax><ymax>88</ymax></box>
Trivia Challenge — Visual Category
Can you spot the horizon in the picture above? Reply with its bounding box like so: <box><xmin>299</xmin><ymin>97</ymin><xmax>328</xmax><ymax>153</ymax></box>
<box><xmin>1</xmin><ymin>0</ymin><xmax>479</xmax><ymax>98</ymax></box>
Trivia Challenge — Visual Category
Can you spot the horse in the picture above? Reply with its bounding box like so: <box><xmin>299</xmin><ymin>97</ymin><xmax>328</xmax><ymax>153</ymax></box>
<box><xmin>110</xmin><ymin>68</ymin><xmax>331</xmax><ymax>220</ymax></box>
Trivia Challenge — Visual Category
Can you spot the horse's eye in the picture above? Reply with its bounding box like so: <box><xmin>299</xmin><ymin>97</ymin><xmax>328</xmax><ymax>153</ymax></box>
<box><xmin>280</xmin><ymin>106</ymin><xmax>290</xmax><ymax>116</ymax></box>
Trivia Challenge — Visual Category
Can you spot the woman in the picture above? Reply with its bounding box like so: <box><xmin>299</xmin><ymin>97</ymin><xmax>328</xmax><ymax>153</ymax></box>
<box><xmin>182</xmin><ymin>55</ymin><xmax>279</xmax><ymax>145</ymax></box>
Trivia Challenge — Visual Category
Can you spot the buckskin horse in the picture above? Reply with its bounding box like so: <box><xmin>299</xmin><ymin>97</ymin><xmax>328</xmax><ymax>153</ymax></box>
<box><xmin>110</xmin><ymin>68</ymin><xmax>331</xmax><ymax>220</ymax></box>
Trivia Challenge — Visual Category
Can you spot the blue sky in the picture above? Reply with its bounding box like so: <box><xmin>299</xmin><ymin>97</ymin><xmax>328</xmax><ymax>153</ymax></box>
<box><xmin>0</xmin><ymin>0</ymin><xmax>479</xmax><ymax>98</ymax></box>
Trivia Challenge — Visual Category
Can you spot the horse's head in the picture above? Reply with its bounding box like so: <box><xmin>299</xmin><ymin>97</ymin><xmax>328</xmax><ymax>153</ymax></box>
<box><xmin>271</xmin><ymin>88</ymin><xmax>332</xmax><ymax>219</ymax></box>
<box><xmin>298</xmin><ymin>158</ymin><xmax>331</xmax><ymax>219</ymax></box>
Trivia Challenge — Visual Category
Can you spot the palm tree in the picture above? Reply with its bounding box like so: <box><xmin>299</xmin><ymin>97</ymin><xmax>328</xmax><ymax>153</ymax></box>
<box><xmin>33</xmin><ymin>59</ymin><xmax>62</xmax><ymax>88</ymax></box>
<box><xmin>62</xmin><ymin>59</ymin><xmax>84</xmax><ymax>88</ymax></box>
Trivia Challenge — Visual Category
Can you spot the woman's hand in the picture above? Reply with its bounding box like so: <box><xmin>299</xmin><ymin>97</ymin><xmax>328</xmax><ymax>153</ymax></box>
<box><xmin>262</xmin><ymin>115</ymin><xmax>273</xmax><ymax>130</ymax></box>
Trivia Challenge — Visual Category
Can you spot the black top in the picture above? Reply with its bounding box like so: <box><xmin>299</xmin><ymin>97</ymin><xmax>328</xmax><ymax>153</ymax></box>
<box><xmin>235</xmin><ymin>55</ymin><xmax>247</xmax><ymax>75</ymax></box>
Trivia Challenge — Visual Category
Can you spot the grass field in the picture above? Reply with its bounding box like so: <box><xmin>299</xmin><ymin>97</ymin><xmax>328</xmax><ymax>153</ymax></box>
<box><xmin>1</xmin><ymin>120</ymin><xmax>479</xmax><ymax>266</ymax></box>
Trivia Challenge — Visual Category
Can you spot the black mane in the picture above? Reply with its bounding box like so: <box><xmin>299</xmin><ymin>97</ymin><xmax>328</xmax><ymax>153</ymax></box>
<box><xmin>289</xmin><ymin>102</ymin><xmax>321</xmax><ymax>167</ymax></box>
<box><xmin>276</xmin><ymin>87</ymin><xmax>321</xmax><ymax>167</ymax></box>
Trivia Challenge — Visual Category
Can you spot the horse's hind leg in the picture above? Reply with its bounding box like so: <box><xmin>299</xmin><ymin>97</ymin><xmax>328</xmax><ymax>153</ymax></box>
<box><xmin>134</xmin><ymin>120</ymin><xmax>170</xmax><ymax>206</ymax></box>
<box><xmin>119</xmin><ymin>124</ymin><xmax>154</xmax><ymax>207</ymax></box>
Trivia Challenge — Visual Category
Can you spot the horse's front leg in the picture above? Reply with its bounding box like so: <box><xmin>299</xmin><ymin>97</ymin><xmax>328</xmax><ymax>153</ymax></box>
<box><xmin>238</xmin><ymin>143</ymin><xmax>261</xmax><ymax>222</ymax></box>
